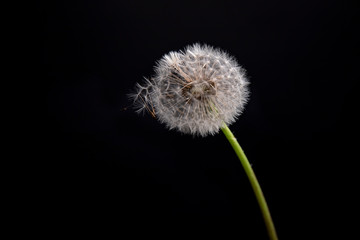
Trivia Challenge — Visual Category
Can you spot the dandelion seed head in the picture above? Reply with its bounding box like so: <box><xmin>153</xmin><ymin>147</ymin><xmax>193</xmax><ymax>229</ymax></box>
<box><xmin>130</xmin><ymin>43</ymin><xmax>249</xmax><ymax>137</ymax></box>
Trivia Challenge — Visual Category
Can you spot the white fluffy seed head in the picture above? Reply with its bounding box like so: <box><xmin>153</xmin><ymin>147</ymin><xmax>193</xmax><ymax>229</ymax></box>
<box><xmin>130</xmin><ymin>43</ymin><xmax>249</xmax><ymax>137</ymax></box>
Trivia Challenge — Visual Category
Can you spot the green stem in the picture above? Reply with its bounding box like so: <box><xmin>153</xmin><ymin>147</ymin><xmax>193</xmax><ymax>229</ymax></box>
<box><xmin>221</xmin><ymin>124</ymin><xmax>278</xmax><ymax>240</ymax></box>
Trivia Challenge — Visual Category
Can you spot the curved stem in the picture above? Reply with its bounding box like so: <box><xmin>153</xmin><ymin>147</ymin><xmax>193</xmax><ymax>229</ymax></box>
<box><xmin>221</xmin><ymin>124</ymin><xmax>278</xmax><ymax>240</ymax></box>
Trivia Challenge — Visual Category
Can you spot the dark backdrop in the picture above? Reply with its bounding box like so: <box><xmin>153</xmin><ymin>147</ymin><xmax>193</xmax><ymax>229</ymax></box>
<box><xmin>42</xmin><ymin>0</ymin><xmax>357</xmax><ymax>238</ymax></box>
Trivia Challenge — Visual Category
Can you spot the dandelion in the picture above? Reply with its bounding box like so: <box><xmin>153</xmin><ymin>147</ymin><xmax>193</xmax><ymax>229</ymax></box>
<box><xmin>130</xmin><ymin>44</ymin><xmax>278</xmax><ymax>240</ymax></box>
<box><xmin>130</xmin><ymin>43</ymin><xmax>249</xmax><ymax>137</ymax></box>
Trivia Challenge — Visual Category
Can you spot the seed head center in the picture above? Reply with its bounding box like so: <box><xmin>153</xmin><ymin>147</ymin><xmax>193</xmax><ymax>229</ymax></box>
<box><xmin>187</xmin><ymin>81</ymin><xmax>215</xmax><ymax>100</ymax></box>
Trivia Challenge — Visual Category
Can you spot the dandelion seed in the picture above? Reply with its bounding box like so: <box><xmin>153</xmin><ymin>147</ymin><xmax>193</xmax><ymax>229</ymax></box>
<box><xmin>130</xmin><ymin>43</ymin><xmax>249</xmax><ymax>137</ymax></box>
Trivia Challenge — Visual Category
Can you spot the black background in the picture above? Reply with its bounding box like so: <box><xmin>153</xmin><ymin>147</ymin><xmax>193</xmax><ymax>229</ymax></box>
<box><xmin>42</xmin><ymin>0</ymin><xmax>357</xmax><ymax>238</ymax></box>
